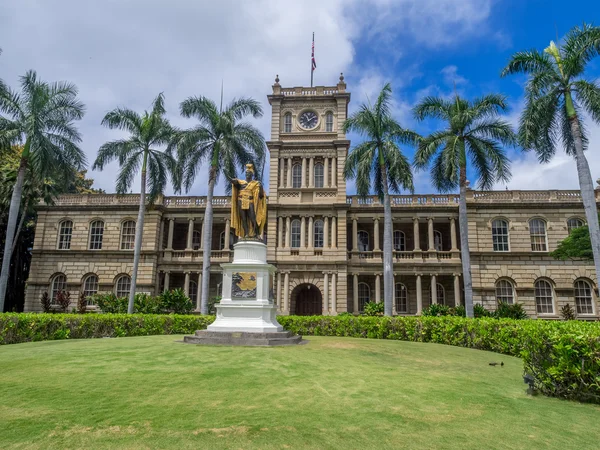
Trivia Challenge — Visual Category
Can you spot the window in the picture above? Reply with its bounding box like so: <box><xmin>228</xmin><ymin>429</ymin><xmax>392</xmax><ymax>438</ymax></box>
<box><xmin>492</xmin><ymin>219</ymin><xmax>509</xmax><ymax>251</ymax></box>
<box><xmin>189</xmin><ymin>280</ymin><xmax>198</xmax><ymax>307</ymax></box>
<box><xmin>314</xmin><ymin>220</ymin><xmax>324</xmax><ymax>248</ymax></box>
<box><xmin>358</xmin><ymin>282</ymin><xmax>370</xmax><ymax>312</ymax></box>
<box><xmin>358</xmin><ymin>230</ymin><xmax>369</xmax><ymax>252</ymax></box>
<box><xmin>292</xmin><ymin>164</ymin><xmax>302</xmax><ymax>188</ymax></box>
<box><xmin>82</xmin><ymin>274</ymin><xmax>99</xmax><ymax>305</ymax></box>
<box><xmin>120</xmin><ymin>220</ymin><xmax>136</xmax><ymax>250</ymax></box>
<box><xmin>314</xmin><ymin>163</ymin><xmax>324</xmax><ymax>188</ymax></box>
<box><xmin>429</xmin><ymin>283</ymin><xmax>445</xmax><ymax>305</ymax></box>
<box><xmin>393</xmin><ymin>230</ymin><xmax>406</xmax><ymax>251</ymax></box>
<box><xmin>50</xmin><ymin>274</ymin><xmax>67</xmax><ymax>304</ymax></box>
<box><xmin>395</xmin><ymin>283</ymin><xmax>408</xmax><ymax>313</ymax></box>
<box><xmin>284</xmin><ymin>113</ymin><xmax>292</xmax><ymax>133</ymax></box>
<box><xmin>567</xmin><ymin>218</ymin><xmax>585</xmax><ymax>234</ymax></box>
<box><xmin>291</xmin><ymin>219</ymin><xmax>301</xmax><ymax>248</ymax></box>
<box><xmin>574</xmin><ymin>279</ymin><xmax>594</xmax><ymax>315</ymax></box>
<box><xmin>219</xmin><ymin>231</ymin><xmax>234</xmax><ymax>250</ymax></box>
<box><xmin>325</xmin><ymin>112</ymin><xmax>334</xmax><ymax>132</ymax></box>
<box><xmin>529</xmin><ymin>219</ymin><xmax>547</xmax><ymax>251</ymax></box>
<box><xmin>89</xmin><ymin>220</ymin><xmax>104</xmax><ymax>250</ymax></box>
<box><xmin>495</xmin><ymin>279</ymin><xmax>514</xmax><ymax>304</ymax></box>
<box><xmin>434</xmin><ymin>230</ymin><xmax>443</xmax><ymax>251</ymax></box>
<box><xmin>535</xmin><ymin>279</ymin><xmax>554</xmax><ymax>314</ymax></box>
<box><xmin>58</xmin><ymin>220</ymin><xmax>73</xmax><ymax>250</ymax></box>
<box><xmin>192</xmin><ymin>230</ymin><xmax>201</xmax><ymax>250</ymax></box>
<box><xmin>115</xmin><ymin>275</ymin><xmax>131</xmax><ymax>298</ymax></box>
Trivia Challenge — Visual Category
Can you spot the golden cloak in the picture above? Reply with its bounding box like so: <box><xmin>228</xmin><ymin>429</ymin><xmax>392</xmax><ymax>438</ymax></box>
<box><xmin>230</xmin><ymin>179</ymin><xmax>267</xmax><ymax>238</ymax></box>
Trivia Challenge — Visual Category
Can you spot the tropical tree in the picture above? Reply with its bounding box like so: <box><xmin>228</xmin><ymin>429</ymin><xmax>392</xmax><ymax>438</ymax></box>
<box><xmin>501</xmin><ymin>23</ymin><xmax>600</xmax><ymax>289</ymax></box>
<box><xmin>0</xmin><ymin>71</ymin><xmax>85</xmax><ymax>312</ymax></box>
<box><xmin>174</xmin><ymin>95</ymin><xmax>266</xmax><ymax>314</ymax></box>
<box><xmin>413</xmin><ymin>93</ymin><xmax>515</xmax><ymax>318</ymax></box>
<box><xmin>343</xmin><ymin>83</ymin><xmax>415</xmax><ymax>317</ymax></box>
<box><xmin>93</xmin><ymin>93</ymin><xmax>176</xmax><ymax>314</ymax></box>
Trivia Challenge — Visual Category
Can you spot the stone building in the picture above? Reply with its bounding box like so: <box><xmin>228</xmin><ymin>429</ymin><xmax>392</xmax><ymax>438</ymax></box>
<box><xmin>25</xmin><ymin>76</ymin><xmax>599</xmax><ymax>318</ymax></box>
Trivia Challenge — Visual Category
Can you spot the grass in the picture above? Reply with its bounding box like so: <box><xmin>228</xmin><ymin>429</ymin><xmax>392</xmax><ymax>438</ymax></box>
<box><xmin>1</xmin><ymin>336</ymin><xmax>600</xmax><ymax>449</ymax></box>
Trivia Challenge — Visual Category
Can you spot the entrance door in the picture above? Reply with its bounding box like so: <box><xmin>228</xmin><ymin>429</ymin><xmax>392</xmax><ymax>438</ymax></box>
<box><xmin>295</xmin><ymin>285</ymin><xmax>322</xmax><ymax>316</ymax></box>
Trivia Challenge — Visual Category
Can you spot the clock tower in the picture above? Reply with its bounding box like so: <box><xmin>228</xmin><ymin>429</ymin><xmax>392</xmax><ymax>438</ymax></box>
<box><xmin>266</xmin><ymin>74</ymin><xmax>351</xmax><ymax>315</ymax></box>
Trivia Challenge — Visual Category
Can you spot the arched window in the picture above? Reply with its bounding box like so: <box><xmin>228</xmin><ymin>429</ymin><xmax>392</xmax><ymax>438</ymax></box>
<box><xmin>395</xmin><ymin>283</ymin><xmax>408</xmax><ymax>313</ymax></box>
<box><xmin>567</xmin><ymin>217</ymin><xmax>585</xmax><ymax>234</ymax></box>
<box><xmin>219</xmin><ymin>231</ymin><xmax>234</xmax><ymax>250</ymax></box>
<box><xmin>58</xmin><ymin>220</ymin><xmax>73</xmax><ymax>250</ymax></box>
<box><xmin>434</xmin><ymin>230</ymin><xmax>443</xmax><ymax>251</ymax></box>
<box><xmin>358</xmin><ymin>282</ymin><xmax>370</xmax><ymax>312</ymax></box>
<box><xmin>393</xmin><ymin>230</ymin><xmax>406</xmax><ymax>251</ymax></box>
<box><xmin>284</xmin><ymin>113</ymin><xmax>292</xmax><ymax>133</ymax></box>
<box><xmin>89</xmin><ymin>220</ymin><xmax>104</xmax><ymax>250</ymax></box>
<box><xmin>50</xmin><ymin>274</ymin><xmax>67</xmax><ymax>304</ymax></box>
<box><xmin>82</xmin><ymin>274</ymin><xmax>99</xmax><ymax>305</ymax></box>
<box><xmin>529</xmin><ymin>219</ymin><xmax>547</xmax><ymax>251</ymax></box>
<box><xmin>492</xmin><ymin>219</ymin><xmax>509</xmax><ymax>252</ymax></box>
<box><xmin>314</xmin><ymin>220</ymin><xmax>324</xmax><ymax>248</ymax></box>
<box><xmin>428</xmin><ymin>283</ymin><xmax>446</xmax><ymax>305</ymax></box>
<box><xmin>115</xmin><ymin>275</ymin><xmax>131</xmax><ymax>298</ymax></box>
<box><xmin>291</xmin><ymin>219</ymin><xmax>301</xmax><ymax>248</ymax></box>
<box><xmin>495</xmin><ymin>279</ymin><xmax>514</xmax><ymax>304</ymax></box>
<box><xmin>189</xmin><ymin>280</ymin><xmax>198</xmax><ymax>307</ymax></box>
<box><xmin>120</xmin><ymin>220</ymin><xmax>136</xmax><ymax>250</ymax></box>
<box><xmin>325</xmin><ymin>112</ymin><xmax>334</xmax><ymax>132</ymax></box>
<box><xmin>358</xmin><ymin>230</ymin><xmax>369</xmax><ymax>251</ymax></box>
<box><xmin>314</xmin><ymin>163</ymin><xmax>324</xmax><ymax>188</ymax></box>
<box><xmin>192</xmin><ymin>230</ymin><xmax>201</xmax><ymax>250</ymax></box>
<box><xmin>574</xmin><ymin>279</ymin><xmax>594</xmax><ymax>315</ymax></box>
<box><xmin>535</xmin><ymin>279</ymin><xmax>554</xmax><ymax>314</ymax></box>
<box><xmin>292</xmin><ymin>164</ymin><xmax>302</xmax><ymax>188</ymax></box>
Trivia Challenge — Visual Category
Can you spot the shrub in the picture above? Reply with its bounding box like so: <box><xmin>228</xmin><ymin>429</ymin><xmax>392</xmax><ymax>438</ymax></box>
<box><xmin>362</xmin><ymin>301</ymin><xmax>384</xmax><ymax>316</ymax></box>
<box><xmin>158</xmin><ymin>289</ymin><xmax>193</xmax><ymax>314</ymax></box>
<box><xmin>422</xmin><ymin>304</ymin><xmax>452</xmax><ymax>317</ymax></box>
<box><xmin>134</xmin><ymin>293</ymin><xmax>163</xmax><ymax>314</ymax></box>
<box><xmin>474</xmin><ymin>303</ymin><xmax>492</xmax><ymax>318</ymax></box>
<box><xmin>208</xmin><ymin>296</ymin><xmax>221</xmax><ymax>315</ymax></box>
<box><xmin>55</xmin><ymin>291</ymin><xmax>71</xmax><ymax>313</ymax></box>
<box><xmin>92</xmin><ymin>293</ymin><xmax>128</xmax><ymax>313</ymax></box>
<box><xmin>77</xmin><ymin>292</ymin><xmax>88</xmax><ymax>314</ymax></box>
<box><xmin>560</xmin><ymin>303</ymin><xmax>576</xmax><ymax>321</ymax></box>
<box><xmin>494</xmin><ymin>301</ymin><xmax>528</xmax><ymax>320</ymax></box>
<box><xmin>40</xmin><ymin>292</ymin><xmax>52</xmax><ymax>313</ymax></box>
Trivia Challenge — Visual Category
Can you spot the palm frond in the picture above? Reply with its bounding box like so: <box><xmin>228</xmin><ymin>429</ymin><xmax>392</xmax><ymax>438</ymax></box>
<box><xmin>226</xmin><ymin>98</ymin><xmax>263</xmax><ymax>120</ymax></box>
<box><xmin>562</xmin><ymin>23</ymin><xmax>600</xmax><ymax>78</ymax></box>
<box><xmin>115</xmin><ymin>151</ymin><xmax>142</xmax><ymax>194</ymax></box>
<box><xmin>467</xmin><ymin>118</ymin><xmax>517</xmax><ymax>146</ymax></box>
<box><xmin>101</xmin><ymin>108</ymin><xmax>142</xmax><ymax>134</ymax></box>
<box><xmin>467</xmin><ymin>136</ymin><xmax>511</xmax><ymax>189</ymax></box>
<box><xmin>414</xmin><ymin>130</ymin><xmax>453</xmax><ymax>170</ymax></box>
<box><xmin>518</xmin><ymin>89</ymin><xmax>560</xmax><ymax>160</ymax></box>
<box><xmin>573</xmin><ymin>80</ymin><xmax>600</xmax><ymax>123</ymax></box>
<box><xmin>501</xmin><ymin>49</ymin><xmax>554</xmax><ymax>76</ymax></box>
<box><xmin>413</xmin><ymin>96</ymin><xmax>453</xmax><ymax>121</ymax></box>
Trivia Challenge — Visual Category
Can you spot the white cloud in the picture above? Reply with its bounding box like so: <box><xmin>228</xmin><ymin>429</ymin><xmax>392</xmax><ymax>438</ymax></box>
<box><xmin>441</xmin><ymin>65</ymin><xmax>467</xmax><ymax>87</ymax></box>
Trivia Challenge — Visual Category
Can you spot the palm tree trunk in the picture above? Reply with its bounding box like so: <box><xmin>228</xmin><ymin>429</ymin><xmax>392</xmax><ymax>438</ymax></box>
<box><xmin>569</xmin><ymin>117</ymin><xmax>600</xmax><ymax>290</ymax></box>
<box><xmin>459</xmin><ymin>166</ymin><xmax>474</xmax><ymax>318</ymax></box>
<box><xmin>380</xmin><ymin>163</ymin><xmax>394</xmax><ymax>317</ymax></box>
<box><xmin>10</xmin><ymin>206</ymin><xmax>28</xmax><ymax>259</ymax></box>
<box><xmin>128</xmin><ymin>164</ymin><xmax>147</xmax><ymax>314</ymax></box>
<box><xmin>0</xmin><ymin>158</ymin><xmax>27</xmax><ymax>312</ymax></box>
<box><xmin>200</xmin><ymin>166</ymin><xmax>217</xmax><ymax>315</ymax></box>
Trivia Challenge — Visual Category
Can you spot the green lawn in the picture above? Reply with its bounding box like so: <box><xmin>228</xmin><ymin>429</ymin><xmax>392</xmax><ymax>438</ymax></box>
<box><xmin>1</xmin><ymin>336</ymin><xmax>599</xmax><ymax>449</ymax></box>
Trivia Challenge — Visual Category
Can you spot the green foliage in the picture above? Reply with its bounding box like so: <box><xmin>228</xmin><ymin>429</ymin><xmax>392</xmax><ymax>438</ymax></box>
<box><xmin>91</xmin><ymin>293</ymin><xmax>128</xmax><ymax>313</ymax></box>
<box><xmin>422</xmin><ymin>304</ymin><xmax>452</xmax><ymax>316</ymax></box>
<box><xmin>560</xmin><ymin>303</ymin><xmax>577</xmax><ymax>321</ymax></box>
<box><xmin>77</xmin><ymin>292</ymin><xmax>87</xmax><ymax>315</ymax></box>
<box><xmin>39</xmin><ymin>292</ymin><xmax>51</xmax><ymax>313</ymax></box>
<box><xmin>208</xmin><ymin>296</ymin><xmax>221</xmax><ymax>315</ymax></box>
<box><xmin>362</xmin><ymin>301</ymin><xmax>384</xmax><ymax>316</ymax></box>
<box><xmin>133</xmin><ymin>293</ymin><xmax>163</xmax><ymax>314</ymax></box>
<box><xmin>474</xmin><ymin>303</ymin><xmax>492</xmax><ymax>318</ymax></box>
<box><xmin>158</xmin><ymin>288</ymin><xmax>193</xmax><ymax>314</ymax></box>
<box><xmin>90</xmin><ymin>290</ymin><xmax>193</xmax><ymax>315</ymax></box>
<box><xmin>494</xmin><ymin>302</ymin><xmax>528</xmax><ymax>320</ymax></box>
<box><xmin>54</xmin><ymin>291</ymin><xmax>71</xmax><ymax>313</ymax></box>
<box><xmin>550</xmin><ymin>225</ymin><xmax>593</xmax><ymax>260</ymax></box>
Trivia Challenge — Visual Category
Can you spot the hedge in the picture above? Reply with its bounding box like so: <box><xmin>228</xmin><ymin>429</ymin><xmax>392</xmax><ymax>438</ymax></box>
<box><xmin>1</xmin><ymin>313</ymin><xmax>599</xmax><ymax>403</ymax></box>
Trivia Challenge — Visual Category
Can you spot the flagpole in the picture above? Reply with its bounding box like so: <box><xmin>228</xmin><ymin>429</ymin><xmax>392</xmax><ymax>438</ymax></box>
<box><xmin>310</xmin><ymin>32</ymin><xmax>314</xmax><ymax>87</ymax></box>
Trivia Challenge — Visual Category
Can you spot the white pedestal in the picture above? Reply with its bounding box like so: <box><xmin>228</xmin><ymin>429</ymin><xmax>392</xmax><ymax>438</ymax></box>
<box><xmin>207</xmin><ymin>240</ymin><xmax>283</xmax><ymax>333</ymax></box>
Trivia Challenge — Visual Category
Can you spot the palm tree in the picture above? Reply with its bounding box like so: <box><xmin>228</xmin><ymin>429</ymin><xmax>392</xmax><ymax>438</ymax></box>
<box><xmin>93</xmin><ymin>93</ymin><xmax>176</xmax><ymax>314</ymax></box>
<box><xmin>174</xmin><ymin>95</ymin><xmax>266</xmax><ymax>314</ymax></box>
<box><xmin>413</xmin><ymin>93</ymin><xmax>515</xmax><ymax>318</ymax></box>
<box><xmin>501</xmin><ymin>23</ymin><xmax>600</xmax><ymax>291</ymax></box>
<box><xmin>0</xmin><ymin>71</ymin><xmax>85</xmax><ymax>312</ymax></box>
<box><xmin>343</xmin><ymin>83</ymin><xmax>415</xmax><ymax>317</ymax></box>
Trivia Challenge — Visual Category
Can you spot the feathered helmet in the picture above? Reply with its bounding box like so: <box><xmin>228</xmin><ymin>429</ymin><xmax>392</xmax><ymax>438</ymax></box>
<box><xmin>245</xmin><ymin>163</ymin><xmax>255</xmax><ymax>174</ymax></box>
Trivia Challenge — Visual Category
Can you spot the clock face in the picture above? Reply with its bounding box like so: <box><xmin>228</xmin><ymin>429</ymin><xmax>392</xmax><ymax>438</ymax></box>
<box><xmin>299</xmin><ymin>111</ymin><xmax>318</xmax><ymax>129</ymax></box>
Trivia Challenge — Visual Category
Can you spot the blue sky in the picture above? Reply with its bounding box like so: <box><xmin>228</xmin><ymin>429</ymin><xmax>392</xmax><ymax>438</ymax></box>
<box><xmin>1</xmin><ymin>0</ymin><xmax>599</xmax><ymax>195</ymax></box>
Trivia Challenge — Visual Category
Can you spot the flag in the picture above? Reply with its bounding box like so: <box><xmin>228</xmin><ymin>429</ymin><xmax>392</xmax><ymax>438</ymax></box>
<box><xmin>311</xmin><ymin>34</ymin><xmax>316</xmax><ymax>71</ymax></box>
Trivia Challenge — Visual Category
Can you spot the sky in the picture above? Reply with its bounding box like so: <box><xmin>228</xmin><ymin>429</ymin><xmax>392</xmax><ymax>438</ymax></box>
<box><xmin>1</xmin><ymin>0</ymin><xmax>599</xmax><ymax>196</ymax></box>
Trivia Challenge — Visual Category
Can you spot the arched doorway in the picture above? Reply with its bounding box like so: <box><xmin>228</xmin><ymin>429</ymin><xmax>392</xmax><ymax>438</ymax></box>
<box><xmin>292</xmin><ymin>283</ymin><xmax>322</xmax><ymax>316</ymax></box>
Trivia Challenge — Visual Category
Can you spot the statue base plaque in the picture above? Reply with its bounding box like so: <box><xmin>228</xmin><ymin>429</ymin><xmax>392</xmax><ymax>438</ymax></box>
<box><xmin>184</xmin><ymin>240</ymin><xmax>301</xmax><ymax>346</ymax></box>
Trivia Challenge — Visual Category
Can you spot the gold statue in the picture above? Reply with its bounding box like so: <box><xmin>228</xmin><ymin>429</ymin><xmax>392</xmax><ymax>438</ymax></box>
<box><xmin>230</xmin><ymin>163</ymin><xmax>267</xmax><ymax>239</ymax></box>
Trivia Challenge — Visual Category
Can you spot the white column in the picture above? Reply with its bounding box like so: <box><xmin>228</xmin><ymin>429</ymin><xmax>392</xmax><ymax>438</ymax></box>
<box><xmin>375</xmin><ymin>274</ymin><xmax>381</xmax><ymax>303</ymax></box>
<box><xmin>413</xmin><ymin>217</ymin><xmax>420</xmax><ymax>251</ymax></box>
<box><xmin>332</xmin><ymin>216</ymin><xmax>337</xmax><ymax>249</ymax></box>
<box><xmin>323</xmin><ymin>272</ymin><xmax>329</xmax><ymax>314</ymax></box>
<box><xmin>352</xmin><ymin>217</ymin><xmax>358</xmax><ymax>251</ymax></box>
<box><xmin>323</xmin><ymin>216</ymin><xmax>329</xmax><ymax>248</ymax></box>
<box><xmin>200</xmin><ymin>219</ymin><xmax>205</xmax><ymax>249</ymax></box>
<box><xmin>283</xmin><ymin>272</ymin><xmax>290</xmax><ymax>313</ymax></box>
<box><xmin>331</xmin><ymin>273</ymin><xmax>337</xmax><ymax>313</ymax></box>
<box><xmin>332</xmin><ymin>157</ymin><xmax>337</xmax><ymax>187</ymax></box>
<box><xmin>279</xmin><ymin>157</ymin><xmax>285</xmax><ymax>188</ymax></box>
<box><xmin>454</xmin><ymin>273</ymin><xmax>461</xmax><ymax>307</ymax></box>
<box><xmin>324</xmin><ymin>157</ymin><xmax>329</xmax><ymax>187</ymax></box>
<box><xmin>428</xmin><ymin>218</ymin><xmax>435</xmax><ymax>251</ymax></box>
<box><xmin>167</xmin><ymin>219</ymin><xmax>175</xmax><ymax>250</ymax></box>
<box><xmin>286</xmin><ymin>157</ymin><xmax>292</xmax><ymax>188</ymax></box>
<box><xmin>431</xmin><ymin>274</ymin><xmax>437</xmax><ymax>304</ymax></box>
<box><xmin>309</xmin><ymin>157</ymin><xmax>314</xmax><ymax>188</ymax></box>
<box><xmin>416</xmin><ymin>274</ymin><xmax>422</xmax><ymax>314</ymax></box>
<box><xmin>163</xmin><ymin>271</ymin><xmax>170</xmax><ymax>292</ymax></box>
<box><xmin>184</xmin><ymin>272</ymin><xmax>190</xmax><ymax>297</ymax></box>
<box><xmin>374</xmin><ymin>218</ymin><xmax>380</xmax><ymax>251</ymax></box>
<box><xmin>276</xmin><ymin>272</ymin><xmax>282</xmax><ymax>310</ymax></box>
<box><xmin>300</xmin><ymin>216</ymin><xmax>306</xmax><ymax>248</ymax></box>
<box><xmin>285</xmin><ymin>217</ymin><xmax>291</xmax><ymax>248</ymax></box>
<box><xmin>450</xmin><ymin>217</ymin><xmax>458</xmax><ymax>251</ymax></box>
<box><xmin>278</xmin><ymin>216</ymin><xmax>284</xmax><ymax>248</ymax></box>
<box><xmin>353</xmin><ymin>273</ymin><xmax>359</xmax><ymax>313</ymax></box>
<box><xmin>301</xmin><ymin>157</ymin><xmax>307</xmax><ymax>188</ymax></box>
<box><xmin>308</xmin><ymin>216</ymin><xmax>314</xmax><ymax>249</ymax></box>
<box><xmin>186</xmin><ymin>218</ymin><xmax>195</xmax><ymax>251</ymax></box>
<box><xmin>159</xmin><ymin>219</ymin><xmax>165</xmax><ymax>250</ymax></box>
<box><xmin>196</xmin><ymin>273</ymin><xmax>202</xmax><ymax>311</ymax></box>
<box><xmin>224</xmin><ymin>218</ymin><xmax>231</xmax><ymax>249</ymax></box>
